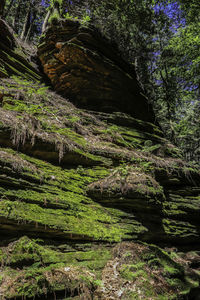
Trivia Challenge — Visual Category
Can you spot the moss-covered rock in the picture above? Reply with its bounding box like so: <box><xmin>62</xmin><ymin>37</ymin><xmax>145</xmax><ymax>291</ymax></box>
<box><xmin>0</xmin><ymin>20</ymin><xmax>200</xmax><ymax>299</ymax></box>
<box><xmin>94</xmin><ymin>242</ymin><xmax>198</xmax><ymax>299</ymax></box>
<box><xmin>0</xmin><ymin>19</ymin><xmax>42</xmax><ymax>81</ymax></box>
<box><xmin>0</xmin><ymin>76</ymin><xmax>199</xmax><ymax>298</ymax></box>
<box><xmin>1</xmin><ymin>239</ymin><xmax>199</xmax><ymax>299</ymax></box>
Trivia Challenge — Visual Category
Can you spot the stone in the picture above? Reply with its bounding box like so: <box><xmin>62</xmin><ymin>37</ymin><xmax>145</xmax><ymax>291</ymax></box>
<box><xmin>0</xmin><ymin>19</ymin><xmax>199</xmax><ymax>299</ymax></box>
<box><xmin>38</xmin><ymin>19</ymin><xmax>155</xmax><ymax>122</ymax></box>
<box><xmin>0</xmin><ymin>19</ymin><xmax>42</xmax><ymax>80</ymax></box>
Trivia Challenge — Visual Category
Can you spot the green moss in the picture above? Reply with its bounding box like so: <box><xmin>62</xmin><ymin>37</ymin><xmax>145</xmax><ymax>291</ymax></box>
<box><xmin>99</xmin><ymin>242</ymin><xmax>194</xmax><ymax>300</ymax></box>
<box><xmin>164</xmin><ymin>145</ymin><xmax>182</xmax><ymax>158</ymax></box>
<box><xmin>0</xmin><ymin>199</ymin><xmax>133</xmax><ymax>241</ymax></box>
<box><xmin>0</xmin><ymin>236</ymin><xmax>112</xmax><ymax>299</ymax></box>
<box><xmin>0</xmin><ymin>147</ymin><xmax>148</xmax><ymax>243</ymax></box>
<box><xmin>48</xmin><ymin>12</ymin><xmax>60</xmax><ymax>24</ymax></box>
<box><xmin>162</xmin><ymin>218</ymin><xmax>198</xmax><ymax>240</ymax></box>
<box><xmin>0</xmin><ymin>21</ymin><xmax>200</xmax><ymax>300</ymax></box>
<box><xmin>0</xmin><ymin>63</ymin><xmax>9</xmax><ymax>77</ymax></box>
<box><xmin>1</xmin><ymin>236</ymin><xmax>111</xmax><ymax>272</ymax></box>
<box><xmin>0</xmin><ymin>44</ymin><xmax>42</xmax><ymax>81</ymax></box>
<box><xmin>120</xmin><ymin>263</ymin><xmax>146</xmax><ymax>280</ymax></box>
<box><xmin>2</xmin><ymin>239</ymin><xmax>193</xmax><ymax>299</ymax></box>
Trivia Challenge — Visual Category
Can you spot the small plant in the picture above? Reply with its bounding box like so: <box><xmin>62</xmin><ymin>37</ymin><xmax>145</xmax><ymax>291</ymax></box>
<box><xmin>64</xmin><ymin>12</ymin><xmax>78</xmax><ymax>20</ymax></box>
<box><xmin>144</xmin><ymin>140</ymin><xmax>153</xmax><ymax>148</ymax></box>
<box><xmin>81</xmin><ymin>14</ymin><xmax>91</xmax><ymax>25</ymax></box>
<box><xmin>48</xmin><ymin>12</ymin><xmax>60</xmax><ymax>24</ymax></box>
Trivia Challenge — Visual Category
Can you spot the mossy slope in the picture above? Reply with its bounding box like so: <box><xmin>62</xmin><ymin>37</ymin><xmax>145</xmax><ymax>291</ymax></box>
<box><xmin>0</xmin><ymin>20</ymin><xmax>200</xmax><ymax>299</ymax></box>
<box><xmin>0</xmin><ymin>19</ymin><xmax>41</xmax><ymax>81</ymax></box>
<box><xmin>0</xmin><ymin>76</ymin><xmax>199</xmax><ymax>298</ymax></box>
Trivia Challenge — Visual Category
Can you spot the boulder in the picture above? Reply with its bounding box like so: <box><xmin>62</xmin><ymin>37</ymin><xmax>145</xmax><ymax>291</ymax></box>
<box><xmin>38</xmin><ymin>19</ymin><xmax>155</xmax><ymax>122</ymax></box>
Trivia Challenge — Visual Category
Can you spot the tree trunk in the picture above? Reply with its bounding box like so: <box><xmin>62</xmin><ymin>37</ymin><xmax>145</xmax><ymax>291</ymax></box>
<box><xmin>13</xmin><ymin>0</ymin><xmax>23</xmax><ymax>33</ymax></box>
<box><xmin>24</xmin><ymin>8</ymin><xmax>36</xmax><ymax>42</ymax></box>
<box><xmin>42</xmin><ymin>9</ymin><xmax>51</xmax><ymax>33</ymax></box>
<box><xmin>20</xmin><ymin>2</ymin><xmax>32</xmax><ymax>40</ymax></box>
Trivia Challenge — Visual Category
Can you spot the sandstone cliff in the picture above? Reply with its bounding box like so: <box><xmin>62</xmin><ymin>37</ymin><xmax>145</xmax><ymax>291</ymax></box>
<box><xmin>38</xmin><ymin>19</ymin><xmax>155</xmax><ymax>122</ymax></box>
<box><xmin>0</xmin><ymin>19</ymin><xmax>200</xmax><ymax>299</ymax></box>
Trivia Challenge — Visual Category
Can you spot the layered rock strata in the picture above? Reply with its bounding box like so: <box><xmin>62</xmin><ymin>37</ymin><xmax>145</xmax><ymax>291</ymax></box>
<box><xmin>38</xmin><ymin>19</ymin><xmax>155</xmax><ymax>122</ymax></box>
<box><xmin>0</xmin><ymin>20</ymin><xmax>199</xmax><ymax>299</ymax></box>
<box><xmin>0</xmin><ymin>18</ymin><xmax>41</xmax><ymax>81</ymax></box>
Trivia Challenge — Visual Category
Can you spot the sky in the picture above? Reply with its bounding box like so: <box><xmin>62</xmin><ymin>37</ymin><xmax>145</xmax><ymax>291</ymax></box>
<box><xmin>154</xmin><ymin>1</ymin><xmax>186</xmax><ymax>29</ymax></box>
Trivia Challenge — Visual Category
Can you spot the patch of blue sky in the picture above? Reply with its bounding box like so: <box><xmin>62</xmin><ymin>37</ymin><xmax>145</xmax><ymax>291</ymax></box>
<box><xmin>40</xmin><ymin>0</ymin><xmax>50</xmax><ymax>8</ymax></box>
<box><xmin>154</xmin><ymin>1</ymin><xmax>186</xmax><ymax>30</ymax></box>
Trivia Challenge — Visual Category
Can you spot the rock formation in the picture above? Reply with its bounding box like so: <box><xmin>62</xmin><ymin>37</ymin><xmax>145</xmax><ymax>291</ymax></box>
<box><xmin>0</xmin><ymin>18</ymin><xmax>41</xmax><ymax>81</ymax></box>
<box><xmin>0</xmin><ymin>19</ymin><xmax>200</xmax><ymax>299</ymax></box>
<box><xmin>38</xmin><ymin>19</ymin><xmax>155</xmax><ymax>122</ymax></box>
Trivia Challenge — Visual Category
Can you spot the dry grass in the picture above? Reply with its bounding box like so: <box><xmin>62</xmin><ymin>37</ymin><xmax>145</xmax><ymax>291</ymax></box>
<box><xmin>0</xmin><ymin>78</ymin><xmax>110</xmax><ymax>161</ymax></box>
<box><xmin>0</xmin><ymin>148</ymin><xmax>39</xmax><ymax>173</ymax></box>
<box><xmin>0</xmin><ymin>266</ymin><xmax>95</xmax><ymax>300</ymax></box>
<box><xmin>88</xmin><ymin>165</ymin><xmax>162</xmax><ymax>197</ymax></box>
<box><xmin>0</xmin><ymin>77</ymin><xmax>197</xmax><ymax>176</ymax></box>
<box><xmin>45</xmin><ymin>266</ymin><xmax>95</xmax><ymax>300</ymax></box>
<box><xmin>95</xmin><ymin>242</ymin><xmax>181</xmax><ymax>300</ymax></box>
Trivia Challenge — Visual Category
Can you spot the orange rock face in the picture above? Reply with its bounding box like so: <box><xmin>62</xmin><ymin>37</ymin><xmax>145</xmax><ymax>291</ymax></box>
<box><xmin>38</xmin><ymin>19</ymin><xmax>155</xmax><ymax>122</ymax></box>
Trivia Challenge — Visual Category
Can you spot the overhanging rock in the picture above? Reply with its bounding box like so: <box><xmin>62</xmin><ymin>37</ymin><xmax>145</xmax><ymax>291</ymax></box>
<box><xmin>38</xmin><ymin>19</ymin><xmax>155</xmax><ymax>122</ymax></box>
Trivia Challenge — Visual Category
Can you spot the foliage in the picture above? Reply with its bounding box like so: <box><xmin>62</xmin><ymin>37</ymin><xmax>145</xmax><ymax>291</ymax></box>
<box><xmin>155</xmin><ymin>0</ymin><xmax>200</xmax><ymax>163</ymax></box>
<box><xmin>3</xmin><ymin>0</ymin><xmax>49</xmax><ymax>41</ymax></box>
